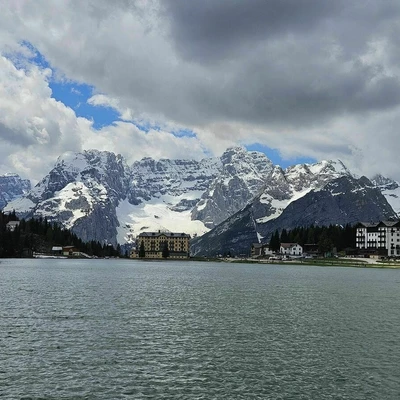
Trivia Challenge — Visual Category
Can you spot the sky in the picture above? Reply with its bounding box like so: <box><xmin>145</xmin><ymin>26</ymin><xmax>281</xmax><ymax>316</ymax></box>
<box><xmin>1</xmin><ymin>1</ymin><xmax>400</xmax><ymax>183</ymax></box>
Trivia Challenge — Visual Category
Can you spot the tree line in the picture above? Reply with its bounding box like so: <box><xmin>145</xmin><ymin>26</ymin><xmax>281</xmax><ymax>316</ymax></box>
<box><xmin>268</xmin><ymin>224</ymin><xmax>356</xmax><ymax>254</ymax></box>
<box><xmin>0</xmin><ymin>211</ymin><xmax>122</xmax><ymax>258</ymax></box>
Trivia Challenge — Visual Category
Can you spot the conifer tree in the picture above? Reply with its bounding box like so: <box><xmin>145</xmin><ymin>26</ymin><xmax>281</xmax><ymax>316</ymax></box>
<box><xmin>280</xmin><ymin>228</ymin><xmax>289</xmax><ymax>243</ymax></box>
<box><xmin>139</xmin><ymin>241</ymin><xmax>145</xmax><ymax>258</ymax></box>
<box><xmin>269</xmin><ymin>230</ymin><xmax>281</xmax><ymax>252</ymax></box>
<box><xmin>162</xmin><ymin>241</ymin><xmax>170</xmax><ymax>258</ymax></box>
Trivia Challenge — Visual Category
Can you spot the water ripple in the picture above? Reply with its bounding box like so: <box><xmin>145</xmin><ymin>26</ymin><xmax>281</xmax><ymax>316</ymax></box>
<box><xmin>1</xmin><ymin>259</ymin><xmax>399</xmax><ymax>399</ymax></box>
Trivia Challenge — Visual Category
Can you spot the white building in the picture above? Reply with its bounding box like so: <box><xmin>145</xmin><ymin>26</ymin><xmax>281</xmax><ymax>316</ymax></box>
<box><xmin>6</xmin><ymin>221</ymin><xmax>20</xmax><ymax>232</ymax></box>
<box><xmin>280</xmin><ymin>243</ymin><xmax>303</xmax><ymax>256</ymax></box>
<box><xmin>356</xmin><ymin>221</ymin><xmax>400</xmax><ymax>256</ymax></box>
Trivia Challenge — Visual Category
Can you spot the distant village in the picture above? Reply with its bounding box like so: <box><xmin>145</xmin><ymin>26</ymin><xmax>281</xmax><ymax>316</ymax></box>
<box><xmin>251</xmin><ymin>221</ymin><xmax>400</xmax><ymax>261</ymax></box>
<box><xmin>2</xmin><ymin>211</ymin><xmax>400</xmax><ymax>261</ymax></box>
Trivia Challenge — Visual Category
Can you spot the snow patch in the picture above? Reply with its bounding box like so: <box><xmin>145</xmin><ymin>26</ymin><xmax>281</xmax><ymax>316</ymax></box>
<box><xmin>381</xmin><ymin>186</ymin><xmax>400</xmax><ymax>215</ymax></box>
<box><xmin>3</xmin><ymin>197</ymin><xmax>36</xmax><ymax>214</ymax></box>
<box><xmin>116</xmin><ymin>198</ymin><xmax>210</xmax><ymax>244</ymax></box>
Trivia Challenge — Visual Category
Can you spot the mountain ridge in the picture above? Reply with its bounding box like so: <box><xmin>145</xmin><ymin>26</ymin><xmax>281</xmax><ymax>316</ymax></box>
<box><xmin>3</xmin><ymin>147</ymin><xmax>399</xmax><ymax>250</ymax></box>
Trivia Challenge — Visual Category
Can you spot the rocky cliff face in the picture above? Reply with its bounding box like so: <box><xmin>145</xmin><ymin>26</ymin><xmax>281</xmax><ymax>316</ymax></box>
<box><xmin>191</xmin><ymin>147</ymin><xmax>274</xmax><ymax>227</ymax></box>
<box><xmin>4</xmin><ymin>147</ymin><xmax>398</xmax><ymax>249</ymax></box>
<box><xmin>129</xmin><ymin>157</ymin><xmax>221</xmax><ymax>206</ymax></box>
<box><xmin>0</xmin><ymin>173</ymin><xmax>31</xmax><ymax>210</ymax></box>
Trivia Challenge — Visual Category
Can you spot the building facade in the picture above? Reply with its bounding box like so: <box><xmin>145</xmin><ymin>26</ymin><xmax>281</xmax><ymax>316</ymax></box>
<box><xmin>356</xmin><ymin>221</ymin><xmax>400</xmax><ymax>256</ymax></box>
<box><xmin>280</xmin><ymin>243</ymin><xmax>303</xmax><ymax>256</ymax></box>
<box><xmin>62</xmin><ymin>246</ymin><xmax>80</xmax><ymax>256</ymax></box>
<box><xmin>133</xmin><ymin>231</ymin><xmax>191</xmax><ymax>259</ymax></box>
<box><xmin>251</xmin><ymin>243</ymin><xmax>273</xmax><ymax>258</ymax></box>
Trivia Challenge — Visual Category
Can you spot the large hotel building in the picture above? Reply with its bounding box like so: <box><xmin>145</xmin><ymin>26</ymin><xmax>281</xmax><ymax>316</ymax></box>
<box><xmin>131</xmin><ymin>231</ymin><xmax>191</xmax><ymax>259</ymax></box>
<box><xmin>356</xmin><ymin>221</ymin><xmax>400</xmax><ymax>256</ymax></box>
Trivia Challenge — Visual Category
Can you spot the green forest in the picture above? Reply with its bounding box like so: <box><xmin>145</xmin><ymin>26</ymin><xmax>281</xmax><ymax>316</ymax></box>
<box><xmin>268</xmin><ymin>224</ymin><xmax>357</xmax><ymax>254</ymax></box>
<box><xmin>0</xmin><ymin>211</ymin><xmax>122</xmax><ymax>258</ymax></box>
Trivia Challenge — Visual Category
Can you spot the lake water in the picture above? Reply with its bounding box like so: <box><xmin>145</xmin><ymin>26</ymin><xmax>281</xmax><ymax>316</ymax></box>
<box><xmin>1</xmin><ymin>259</ymin><xmax>399</xmax><ymax>399</ymax></box>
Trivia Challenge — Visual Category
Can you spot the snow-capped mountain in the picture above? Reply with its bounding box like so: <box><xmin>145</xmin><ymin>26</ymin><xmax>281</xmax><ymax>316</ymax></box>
<box><xmin>4</xmin><ymin>149</ymin><xmax>223</xmax><ymax>244</ymax></box>
<box><xmin>4</xmin><ymin>147</ymin><xmax>398</xmax><ymax>249</ymax></box>
<box><xmin>254</xmin><ymin>159</ymin><xmax>353</xmax><ymax>225</ymax></box>
<box><xmin>0</xmin><ymin>173</ymin><xmax>31</xmax><ymax>210</ymax></box>
<box><xmin>191</xmin><ymin>175</ymin><xmax>398</xmax><ymax>256</ymax></box>
<box><xmin>5</xmin><ymin>150</ymin><xmax>131</xmax><ymax>245</ymax></box>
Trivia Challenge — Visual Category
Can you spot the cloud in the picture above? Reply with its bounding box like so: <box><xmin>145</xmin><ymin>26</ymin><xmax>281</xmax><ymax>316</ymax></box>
<box><xmin>1</xmin><ymin>1</ymin><xmax>400</xmax><ymax>180</ymax></box>
<box><xmin>82</xmin><ymin>121</ymin><xmax>207</xmax><ymax>165</ymax></box>
<box><xmin>163</xmin><ymin>0</ymin><xmax>345</xmax><ymax>63</ymax></box>
<box><xmin>87</xmin><ymin>94</ymin><xmax>134</xmax><ymax>121</ymax></box>
<box><xmin>0</xmin><ymin>51</ymin><xmax>207</xmax><ymax>182</ymax></box>
<box><xmin>0</xmin><ymin>55</ymin><xmax>85</xmax><ymax>180</ymax></box>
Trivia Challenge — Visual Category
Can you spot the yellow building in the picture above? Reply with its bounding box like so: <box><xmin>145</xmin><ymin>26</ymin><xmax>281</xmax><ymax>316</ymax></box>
<box><xmin>133</xmin><ymin>231</ymin><xmax>191</xmax><ymax>259</ymax></box>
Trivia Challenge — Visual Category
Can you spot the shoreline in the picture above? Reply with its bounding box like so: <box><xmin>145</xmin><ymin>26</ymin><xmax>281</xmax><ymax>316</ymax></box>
<box><xmin>225</xmin><ymin>257</ymin><xmax>400</xmax><ymax>269</ymax></box>
<box><xmin>2</xmin><ymin>256</ymin><xmax>400</xmax><ymax>269</ymax></box>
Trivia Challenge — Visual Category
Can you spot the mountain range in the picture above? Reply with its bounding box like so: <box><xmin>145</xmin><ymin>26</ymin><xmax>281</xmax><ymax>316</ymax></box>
<box><xmin>2</xmin><ymin>147</ymin><xmax>399</xmax><ymax>255</ymax></box>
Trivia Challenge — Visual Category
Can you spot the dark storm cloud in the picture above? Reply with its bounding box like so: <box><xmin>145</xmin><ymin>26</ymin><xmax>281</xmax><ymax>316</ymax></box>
<box><xmin>0</xmin><ymin>122</ymin><xmax>35</xmax><ymax>147</ymax></box>
<box><xmin>8</xmin><ymin>0</ymin><xmax>399</xmax><ymax>130</ymax></box>
<box><xmin>158</xmin><ymin>0</ymin><xmax>400</xmax><ymax>127</ymax></box>
<box><xmin>163</xmin><ymin>0</ymin><xmax>344</xmax><ymax>63</ymax></box>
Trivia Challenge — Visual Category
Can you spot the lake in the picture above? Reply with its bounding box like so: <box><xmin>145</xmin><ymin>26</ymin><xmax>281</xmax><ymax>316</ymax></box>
<box><xmin>1</xmin><ymin>259</ymin><xmax>399</xmax><ymax>399</ymax></box>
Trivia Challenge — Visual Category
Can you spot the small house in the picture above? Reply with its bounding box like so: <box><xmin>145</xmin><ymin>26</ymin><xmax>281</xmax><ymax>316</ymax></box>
<box><xmin>62</xmin><ymin>246</ymin><xmax>79</xmax><ymax>256</ymax></box>
<box><xmin>251</xmin><ymin>243</ymin><xmax>264</xmax><ymax>258</ymax></box>
<box><xmin>52</xmin><ymin>246</ymin><xmax>63</xmax><ymax>255</ymax></box>
<box><xmin>280</xmin><ymin>243</ymin><xmax>303</xmax><ymax>257</ymax></box>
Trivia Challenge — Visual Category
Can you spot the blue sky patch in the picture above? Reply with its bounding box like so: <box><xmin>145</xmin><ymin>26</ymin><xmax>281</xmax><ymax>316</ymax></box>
<box><xmin>245</xmin><ymin>143</ymin><xmax>316</xmax><ymax>168</ymax></box>
<box><xmin>21</xmin><ymin>40</ymin><xmax>51</xmax><ymax>69</ymax></box>
<box><xmin>171</xmin><ymin>128</ymin><xmax>196</xmax><ymax>138</ymax></box>
<box><xmin>20</xmin><ymin>41</ymin><xmax>120</xmax><ymax>130</ymax></box>
<box><xmin>50</xmin><ymin>81</ymin><xmax>120</xmax><ymax>130</ymax></box>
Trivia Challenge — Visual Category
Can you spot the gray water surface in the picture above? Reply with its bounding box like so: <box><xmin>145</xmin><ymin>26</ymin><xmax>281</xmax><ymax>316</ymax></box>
<box><xmin>1</xmin><ymin>259</ymin><xmax>399</xmax><ymax>399</ymax></box>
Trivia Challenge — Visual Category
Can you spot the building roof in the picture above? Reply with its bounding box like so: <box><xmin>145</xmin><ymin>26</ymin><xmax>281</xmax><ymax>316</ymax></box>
<box><xmin>280</xmin><ymin>242</ymin><xmax>301</xmax><ymax>248</ymax></box>
<box><xmin>359</xmin><ymin>222</ymin><xmax>380</xmax><ymax>228</ymax></box>
<box><xmin>138</xmin><ymin>231</ymin><xmax>191</xmax><ymax>238</ymax></box>
<box><xmin>360</xmin><ymin>220</ymin><xmax>400</xmax><ymax>228</ymax></box>
<box><xmin>52</xmin><ymin>246</ymin><xmax>63</xmax><ymax>251</ymax></box>
<box><xmin>381</xmin><ymin>220</ymin><xmax>400</xmax><ymax>227</ymax></box>
<box><xmin>6</xmin><ymin>221</ymin><xmax>20</xmax><ymax>226</ymax></box>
